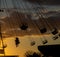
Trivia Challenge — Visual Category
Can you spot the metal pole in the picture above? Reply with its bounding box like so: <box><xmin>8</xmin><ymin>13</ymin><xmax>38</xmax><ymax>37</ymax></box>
<box><xmin>0</xmin><ymin>23</ymin><xmax>5</xmax><ymax>56</ymax></box>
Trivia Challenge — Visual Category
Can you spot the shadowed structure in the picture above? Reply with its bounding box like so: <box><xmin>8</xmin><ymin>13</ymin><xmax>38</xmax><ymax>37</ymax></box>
<box><xmin>38</xmin><ymin>44</ymin><xmax>60</xmax><ymax>57</ymax></box>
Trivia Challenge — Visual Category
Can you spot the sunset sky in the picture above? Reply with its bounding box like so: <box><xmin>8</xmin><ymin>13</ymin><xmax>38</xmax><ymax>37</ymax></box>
<box><xmin>4</xmin><ymin>35</ymin><xmax>60</xmax><ymax>57</ymax></box>
<box><xmin>0</xmin><ymin>0</ymin><xmax>60</xmax><ymax>57</ymax></box>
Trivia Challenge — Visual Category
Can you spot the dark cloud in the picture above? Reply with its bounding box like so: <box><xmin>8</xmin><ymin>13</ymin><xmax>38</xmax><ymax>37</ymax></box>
<box><xmin>43</xmin><ymin>0</ymin><xmax>60</xmax><ymax>5</ymax></box>
<box><xmin>25</xmin><ymin>0</ymin><xmax>60</xmax><ymax>5</ymax></box>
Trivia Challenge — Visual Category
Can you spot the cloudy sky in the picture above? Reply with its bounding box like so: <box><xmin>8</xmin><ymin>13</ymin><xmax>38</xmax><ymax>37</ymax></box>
<box><xmin>0</xmin><ymin>0</ymin><xmax>60</xmax><ymax>11</ymax></box>
<box><xmin>0</xmin><ymin>0</ymin><xmax>60</xmax><ymax>57</ymax></box>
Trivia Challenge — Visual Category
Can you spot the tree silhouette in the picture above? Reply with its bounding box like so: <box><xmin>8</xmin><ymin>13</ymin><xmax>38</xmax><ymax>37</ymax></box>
<box><xmin>25</xmin><ymin>51</ymin><xmax>41</xmax><ymax>57</ymax></box>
